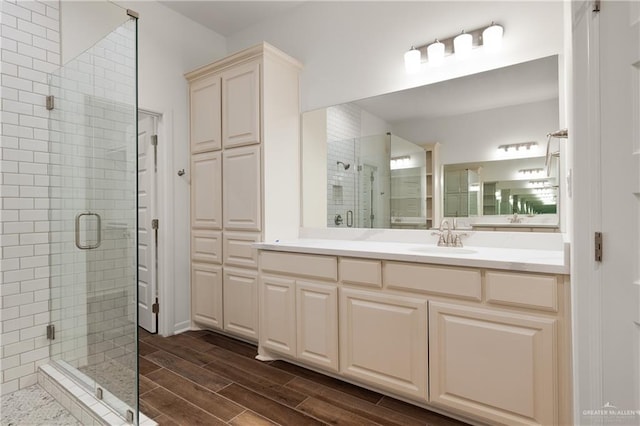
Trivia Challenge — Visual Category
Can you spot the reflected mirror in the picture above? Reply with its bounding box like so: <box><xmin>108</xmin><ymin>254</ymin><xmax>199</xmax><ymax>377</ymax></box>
<box><xmin>301</xmin><ymin>55</ymin><xmax>561</xmax><ymax>230</ymax></box>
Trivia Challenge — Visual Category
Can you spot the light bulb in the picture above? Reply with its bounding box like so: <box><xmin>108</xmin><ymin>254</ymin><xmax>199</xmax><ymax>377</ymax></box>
<box><xmin>404</xmin><ymin>46</ymin><xmax>421</xmax><ymax>74</ymax></box>
<box><xmin>483</xmin><ymin>22</ymin><xmax>503</xmax><ymax>52</ymax></box>
<box><xmin>427</xmin><ymin>39</ymin><xmax>445</xmax><ymax>66</ymax></box>
<box><xmin>453</xmin><ymin>31</ymin><xmax>472</xmax><ymax>59</ymax></box>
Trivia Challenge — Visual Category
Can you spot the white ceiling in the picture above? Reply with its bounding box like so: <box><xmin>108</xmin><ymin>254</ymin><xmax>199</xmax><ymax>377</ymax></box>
<box><xmin>355</xmin><ymin>55</ymin><xmax>559</xmax><ymax>123</ymax></box>
<box><xmin>160</xmin><ymin>1</ymin><xmax>304</xmax><ymax>36</ymax></box>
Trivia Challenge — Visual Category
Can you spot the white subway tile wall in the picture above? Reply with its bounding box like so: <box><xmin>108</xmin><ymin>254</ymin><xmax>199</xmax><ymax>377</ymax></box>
<box><xmin>1</xmin><ymin>2</ymin><xmax>138</xmax><ymax>415</ymax></box>
<box><xmin>1</xmin><ymin>0</ymin><xmax>61</xmax><ymax>395</ymax></box>
<box><xmin>326</xmin><ymin>104</ymin><xmax>360</xmax><ymax>227</ymax></box>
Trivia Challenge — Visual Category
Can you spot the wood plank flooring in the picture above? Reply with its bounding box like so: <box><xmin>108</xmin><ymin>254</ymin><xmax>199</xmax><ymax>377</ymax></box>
<box><xmin>138</xmin><ymin>329</ymin><xmax>469</xmax><ymax>426</ymax></box>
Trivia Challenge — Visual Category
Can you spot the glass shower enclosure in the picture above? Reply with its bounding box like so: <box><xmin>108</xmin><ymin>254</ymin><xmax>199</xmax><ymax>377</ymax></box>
<box><xmin>327</xmin><ymin>133</ymin><xmax>428</xmax><ymax>229</ymax></box>
<box><xmin>47</xmin><ymin>14</ymin><xmax>138</xmax><ymax>422</ymax></box>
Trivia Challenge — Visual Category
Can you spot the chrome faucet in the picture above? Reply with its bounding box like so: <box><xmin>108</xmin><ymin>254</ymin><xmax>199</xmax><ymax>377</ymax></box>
<box><xmin>509</xmin><ymin>213</ymin><xmax>522</xmax><ymax>223</ymax></box>
<box><xmin>440</xmin><ymin>219</ymin><xmax>452</xmax><ymax>246</ymax></box>
<box><xmin>432</xmin><ymin>219</ymin><xmax>467</xmax><ymax>247</ymax></box>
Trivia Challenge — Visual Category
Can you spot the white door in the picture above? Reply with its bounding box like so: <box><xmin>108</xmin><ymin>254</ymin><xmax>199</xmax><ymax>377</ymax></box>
<box><xmin>138</xmin><ymin>113</ymin><xmax>158</xmax><ymax>333</ymax></box>
<box><xmin>599</xmin><ymin>0</ymin><xmax>640</xmax><ymax>418</ymax></box>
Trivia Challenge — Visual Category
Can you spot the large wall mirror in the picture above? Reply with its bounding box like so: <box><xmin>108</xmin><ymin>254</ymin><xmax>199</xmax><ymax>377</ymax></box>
<box><xmin>301</xmin><ymin>55</ymin><xmax>562</xmax><ymax>230</ymax></box>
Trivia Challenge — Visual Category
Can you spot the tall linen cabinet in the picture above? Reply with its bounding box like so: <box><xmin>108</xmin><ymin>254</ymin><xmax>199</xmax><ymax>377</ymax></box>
<box><xmin>186</xmin><ymin>43</ymin><xmax>302</xmax><ymax>341</ymax></box>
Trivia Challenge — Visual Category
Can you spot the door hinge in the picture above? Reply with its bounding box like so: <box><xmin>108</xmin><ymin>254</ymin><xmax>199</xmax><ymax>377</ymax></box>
<box><xmin>152</xmin><ymin>298</ymin><xmax>159</xmax><ymax>314</ymax></box>
<box><xmin>595</xmin><ymin>232</ymin><xmax>603</xmax><ymax>262</ymax></box>
<box><xmin>46</xmin><ymin>324</ymin><xmax>55</xmax><ymax>340</ymax></box>
<box><xmin>152</xmin><ymin>219</ymin><xmax>159</xmax><ymax>230</ymax></box>
<box><xmin>151</xmin><ymin>135</ymin><xmax>158</xmax><ymax>146</ymax></box>
<box><xmin>46</xmin><ymin>95</ymin><xmax>54</xmax><ymax>110</ymax></box>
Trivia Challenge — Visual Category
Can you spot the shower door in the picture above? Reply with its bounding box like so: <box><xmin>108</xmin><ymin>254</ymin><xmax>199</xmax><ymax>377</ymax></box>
<box><xmin>48</xmin><ymin>17</ymin><xmax>138</xmax><ymax>422</ymax></box>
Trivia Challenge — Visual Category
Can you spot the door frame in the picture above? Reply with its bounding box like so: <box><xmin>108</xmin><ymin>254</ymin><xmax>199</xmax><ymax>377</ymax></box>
<box><xmin>139</xmin><ymin>107</ymin><xmax>173</xmax><ymax>337</ymax></box>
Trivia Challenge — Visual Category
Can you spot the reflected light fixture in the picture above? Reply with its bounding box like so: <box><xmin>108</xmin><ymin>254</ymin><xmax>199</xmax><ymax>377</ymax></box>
<box><xmin>427</xmin><ymin>39</ymin><xmax>445</xmax><ymax>65</ymax></box>
<box><xmin>497</xmin><ymin>142</ymin><xmax>538</xmax><ymax>152</ymax></box>
<box><xmin>404</xmin><ymin>21</ymin><xmax>503</xmax><ymax>72</ymax></box>
<box><xmin>453</xmin><ymin>30</ymin><xmax>472</xmax><ymax>59</ymax></box>
<box><xmin>519</xmin><ymin>168</ymin><xmax>545</xmax><ymax>175</ymax></box>
<box><xmin>404</xmin><ymin>46</ymin><xmax>421</xmax><ymax>73</ymax></box>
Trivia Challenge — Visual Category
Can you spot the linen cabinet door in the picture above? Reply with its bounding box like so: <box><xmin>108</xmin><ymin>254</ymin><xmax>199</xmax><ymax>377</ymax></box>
<box><xmin>296</xmin><ymin>281</ymin><xmax>338</xmax><ymax>372</ymax></box>
<box><xmin>191</xmin><ymin>151</ymin><xmax>222</xmax><ymax>230</ymax></box>
<box><xmin>223</xmin><ymin>267</ymin><xmax>259</xmax><ymax>341</ymax></box>
<box><xmin>222</xmin><ymin>60</ymin><xmax>260</xmax><ymax>148</ymax></box>
<box><xmin>190</xmin><ymin>73</ymin><xmax>222</xmax><ymax>153</ymax></box>
<box><xmin>259</xmin><ymin>275</ymin><xmax>296</xmax><ymax>357</ymax></box>
<box><xmin>191</xmin><ymin>263</ymin><xmax>223</xmax><ymax>330</ymax></box>
<box><xmin>222</xmin><ymin>145</ymin><xmax>261</xmax><ymax>231</ymax></box>
<box><xmin>429</xmin><ymin>301</ymin><xmax>557</xmax><ymax>426</ymax></box>
<box><xmin>339</xmin><ymin>288</ymin><xmax>427</xmax><ymax>401</ymax></box>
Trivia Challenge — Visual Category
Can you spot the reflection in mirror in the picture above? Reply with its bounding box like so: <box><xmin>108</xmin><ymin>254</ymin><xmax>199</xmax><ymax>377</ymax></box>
<box><xmin>326</xmin><ymin>133</ymin><xmax>436</xmax><ymax>229</ymax></box>
<box><xmin>443</xmin><ymin>157</ymin><xmax>558</xmax><ymax>227</ymax></box>
<box><xmin>301</xmin><ymin>55</ymin><xmax>561</xmax><ymax>230</ymax></box>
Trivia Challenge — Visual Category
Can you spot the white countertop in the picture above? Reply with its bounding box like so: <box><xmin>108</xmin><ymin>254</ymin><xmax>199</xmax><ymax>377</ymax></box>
<box><xmin>255</xmin><ymin>229</ymin><xmax>570</xmax><ymax>274</ymax></box>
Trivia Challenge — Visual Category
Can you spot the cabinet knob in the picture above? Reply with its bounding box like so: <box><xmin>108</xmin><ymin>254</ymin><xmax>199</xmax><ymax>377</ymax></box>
<box><xmin>177</xmin><ymin>169</ymin><xmax>185</xmax><ymax>176</ymax></box>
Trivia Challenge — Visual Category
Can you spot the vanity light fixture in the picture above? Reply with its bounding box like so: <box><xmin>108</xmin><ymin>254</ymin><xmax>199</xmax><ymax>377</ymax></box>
<box><xmin>497</xmin><ymin>142</ymin><xmax>538</xmax><ymax>152</ymax></box>
<box><xmin>404</xmin><ymin>21</ymin><xmax>503</xmax><ymax>71</ymax></box>
<box><xmin>519</xmin><ymin>168</ymin><xmax>545</xmax><ymax>175</ymax></box>
<box><xmin>529</xmin><ymin>179</ymin><xmax>549</xmax><ymax>187</ymax></box>
<box><xmin>453</xmin><ymin>30</ymin><xmax>473</xmax><ymax>59</ymax></box>
<box><xmin>427</xmin><ymin>39</ymin><xmax>445</xmax><ymax>65</ymax></box>
<box><xmin>483</xmin><ymin>22</ymin><xmax>504</xmax><ymax>52</ymax></box>
<box><xmin>390</xmin><ymin>155</ymin><xmax>411</xmax><ymax>169</ymax></box>
<box><xmin>404</xmin><ymin>46</ymin><xmax>421</xmax><ymax>73</ymax></box>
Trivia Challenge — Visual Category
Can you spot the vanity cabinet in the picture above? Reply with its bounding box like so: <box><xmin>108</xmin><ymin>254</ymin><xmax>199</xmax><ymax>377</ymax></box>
<box><xmin>339</xmin><ymin>287</ymin><xmax>428</xmax><ymax>401</ymax></box>
<box><xmin>259</xmin><ymin>252</ymin><xmax>339</xmax><ymax>372</ymax></box>
<box><xmin>187</xmin><ymin>43</ymin><xmax>302</xmax><ymax>341</ymax></box>
<box><xmin>257</xmin><ymin>250</ymin><xmax>571</xmax><ymax>426</ymax></box>
<box><xmin>429</xmin><ymin>302</ymin><xmax>557</xmax><ymax>425</ymax></box>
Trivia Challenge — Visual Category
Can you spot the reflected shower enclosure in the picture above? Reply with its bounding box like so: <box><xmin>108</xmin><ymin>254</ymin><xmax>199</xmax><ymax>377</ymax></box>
<box><xmin>327</xmin><ymin>133</ymin><xmax>428</xmax><ymax>229</ymax></box>
<box><xmin>47</xmin><ymin>16</ymin><xmax>139</xmax><ymax>422</ymax></box>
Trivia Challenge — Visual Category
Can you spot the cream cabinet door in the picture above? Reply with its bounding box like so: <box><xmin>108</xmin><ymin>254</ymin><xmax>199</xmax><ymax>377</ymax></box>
<box><xmin>339</xmin><ymin>288</ymin><xmax>427</xmax><ymax>401</ymax></box>
<box><xmin>223</xmin><ymin>267</ymin><xmax>259</xmax><ymax>341</ymax></box>
<box><xmin>223</xmin><ymin>145</ymin><xmax>261</xmax><ymax>231</ymax></box>
<box><xmin>190</xmin><ymin>74</ymin><xmax>222</xmax><ymax>153</ymax></box>
<box><xmin>191</xmin><ymin>151</ymin><xmax>222</xmax><ymax>230</ymax></box>
<box><xmin>191</xmin><ymin>263</ymin><xmax>223</xmax><ymax>330</ymax></box>
<box><xmin>296</xmin><ymin>281</ymin><xmax>338</xmax><ymax>372</ymax></box>
<box><xmin>260</xmin><ymin>275</ymin><xmax>296</xmax><ymax>357</ymax></box>
<box><xmin>429</xmin><ymin>301</ymin><xmax>557</xmax><ymax>426</ymax></box>
<box><xmin>222</xmin><ymin>60</ymin><xmax>260</xmax><ymax>148</ymax></box>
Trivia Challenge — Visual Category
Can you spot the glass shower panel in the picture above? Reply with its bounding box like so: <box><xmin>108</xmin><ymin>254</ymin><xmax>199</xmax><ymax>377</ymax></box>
<box><xmin>357</xmin><ymin>134</ymin><xmax>391</xmax><ymax>228</ymax></box>
<box><xmin>48</xmin><ymin>17</ymin><xmax>138</xmax><ymax>422</ymax></box>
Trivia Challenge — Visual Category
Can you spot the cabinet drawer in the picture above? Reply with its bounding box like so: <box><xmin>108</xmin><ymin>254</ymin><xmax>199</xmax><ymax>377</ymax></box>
<box><xmin>223</xmin><ymin>232</ymin><xmax>259</xmax><ymax>268</ymax></box>
<box><xmin>260</xmin><ymin>251</ymin><xmax>337</xmax><ymax>281</ymax></box>
<box><xmin>339</xmin><ymin>258</ymin><xmax>382</xmax><ymax>288</ymax></box>
<box><xmin>191</xmin><ymin>230</ymin><xmax>222</xmax><ymax>264</ymax></box>
<box><xmin>486</xmin><ymin>271</ymin><xmax>558</xmax><ymax>312</ymax></box>
<box><xmin>384</xmin><ymin>261</ymin><xmax>481</xmax><ymax>301</ymax></box>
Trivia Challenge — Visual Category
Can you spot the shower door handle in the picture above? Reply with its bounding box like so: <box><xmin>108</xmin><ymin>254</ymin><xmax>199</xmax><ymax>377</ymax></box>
<box><xmin>75</xmin><ymin>212</ymin><xmax>102</xmax><ymax>250</ymax></box>
<box><xmin>346</xmin><ymin>210</ymin><xmax>354</xmax><ymax>227</ymax></box>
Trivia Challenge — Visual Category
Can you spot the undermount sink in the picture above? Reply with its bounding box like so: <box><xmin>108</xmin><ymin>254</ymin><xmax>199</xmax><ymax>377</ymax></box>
<box><xmin>409</xmin><ymin>246</ymin><xmax>478</xmax><ymax>255</ymax></box>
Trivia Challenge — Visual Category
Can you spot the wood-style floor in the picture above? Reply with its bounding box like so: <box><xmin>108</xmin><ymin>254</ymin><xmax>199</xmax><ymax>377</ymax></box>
<box><xmin>138</xmin><ymin>329</ymin><xmax>469</xmax><ymax>426</ymax></box>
